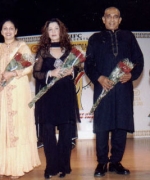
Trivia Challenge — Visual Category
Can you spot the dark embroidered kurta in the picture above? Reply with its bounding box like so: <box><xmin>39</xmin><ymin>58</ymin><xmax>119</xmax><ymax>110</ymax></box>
<box><xmin>84</xmin><ymin>29</ymin><xmax>144</xmax><ymax>133</ymax></box>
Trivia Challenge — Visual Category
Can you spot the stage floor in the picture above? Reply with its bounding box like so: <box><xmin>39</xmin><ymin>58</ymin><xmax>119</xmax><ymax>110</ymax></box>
<box><xmin>2</xmin><ymin>138</ymin><xmax>150</xmax><ymax>180</ymax></box>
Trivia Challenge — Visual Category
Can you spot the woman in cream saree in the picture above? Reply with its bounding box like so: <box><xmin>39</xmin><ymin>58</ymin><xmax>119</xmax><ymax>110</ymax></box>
<box><xmin>0</xmin><ymin>19</ymin><xmax>40</xmax><ymax>178</ymax></box>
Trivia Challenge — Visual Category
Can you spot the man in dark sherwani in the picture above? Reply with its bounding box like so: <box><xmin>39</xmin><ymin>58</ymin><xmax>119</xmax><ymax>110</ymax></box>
<box><xmin>84</xmin><ymin>6</ymin><xmax>144</xmax><ymax>177</ymax></box>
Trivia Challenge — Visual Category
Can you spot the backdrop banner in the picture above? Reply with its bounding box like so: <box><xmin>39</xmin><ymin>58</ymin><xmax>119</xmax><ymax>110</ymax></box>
<box><xmin>18</xmin><ymin>31</ymin><xmax>150</xmax><ymax>139</ymax></box>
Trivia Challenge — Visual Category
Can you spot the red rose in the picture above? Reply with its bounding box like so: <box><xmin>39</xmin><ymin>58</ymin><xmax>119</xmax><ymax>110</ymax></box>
<box><xmin>71</xmin><ymin>47</ymin><xmax>85</xmax><ymax>63</ymax></box>
<box><xmin>14</xmin><ymin>52</ymin><xmax>22</xmax><ymax>61</ymax></box>
<box><xmin>118</xmin><ymin>61</ymin><xmax>132</xmax><ymax>73</ymax></box>
<box><xmin>21</xmin><ymin>61</ymin><xmax>32</xmax><ymax>67</ymax></box>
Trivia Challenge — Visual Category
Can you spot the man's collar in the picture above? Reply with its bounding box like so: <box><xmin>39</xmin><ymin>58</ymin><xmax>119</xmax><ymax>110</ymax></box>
<box><xmin>105</xmin><ymin>28</ymin><xmax>120</xmax><ymax>33</ymax></box>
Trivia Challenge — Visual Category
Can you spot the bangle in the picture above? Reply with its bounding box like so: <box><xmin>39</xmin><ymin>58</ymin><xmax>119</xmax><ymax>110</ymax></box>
<box><xmin>46</xmin><ymin>70</ymin><xmax>51</xmax><ymax>84</ymax></box>
<box><xmin>49</xmin><ymin>70</ymin><xmax>52</xmax><ymax>77</ymax></box>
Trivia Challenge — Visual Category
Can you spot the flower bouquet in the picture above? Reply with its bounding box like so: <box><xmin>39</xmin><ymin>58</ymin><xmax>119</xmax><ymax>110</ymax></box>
<box><xmin>0</xmin><ymin>52</ymin><xmax>33</xmax><ymax>87</ymax></box>
<box><xmin>89</xmin><ymin>58</ymin><xmax>134</xmax><ymax>114</ymax></box>
<box><xmin>28</xmin><ymin>46</ymin><xmax>85</xmax><ymax>108</ymax></box>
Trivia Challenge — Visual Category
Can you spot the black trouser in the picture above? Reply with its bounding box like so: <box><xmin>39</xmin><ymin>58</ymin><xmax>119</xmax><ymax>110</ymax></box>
<box><xmin>43</xmin><ymin>123</ymin><xmax>73</xmax><ymax>175</ymax></box>
<box><xmin>96</xmin><ymin>129</ymin><xmax>127</xmax><ymax>164</ymax></box>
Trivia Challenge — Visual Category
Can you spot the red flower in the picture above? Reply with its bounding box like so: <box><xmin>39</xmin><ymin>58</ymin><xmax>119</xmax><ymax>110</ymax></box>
<box><xmin>21</xmin><ymin>61</ymin><xmax>32</xmax><ymax>67</ymax></box>
<box><xmin>118</xmin><ymin>61</ymin><xmax>132</xmax><ymax>73</ymax></box>
<box><xmin>14</xmin><ymin>52</ymin><xmax>32</xmax><ymax>67</ymax></box>
<box><xmin>14</xmin><ymin>52</ymin><xmax>22</xmax><ymax>61</ymax></box>
<box><xmin>71</xmin><ymin>47</ymin><xmax>85</xmax><ymax>63</ymax></box>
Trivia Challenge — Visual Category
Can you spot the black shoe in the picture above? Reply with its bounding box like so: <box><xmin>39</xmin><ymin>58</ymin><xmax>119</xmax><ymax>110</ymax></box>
<box><xmin>109</xmin><ymin>162</ymin><xmax>130</xmax><ymax>175</ymax></box>
<box><xmin>94</xmin><ymin>163</ymin><xmax>107</xmax><ymax>177</ymax></box>
<box><xmin>44</xmin><ymin>172</ymin><xmax>52</xmax><ymax>179</ymax></box>
<box><xmin>59</xmin><ymin>172</ymin><xmax>66</xmax><ymax>178</ymax></box>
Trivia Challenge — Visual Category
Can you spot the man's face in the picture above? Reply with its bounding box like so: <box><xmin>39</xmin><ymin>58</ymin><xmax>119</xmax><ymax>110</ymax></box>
<box><xmin>102</xmin><ymin>8</ymin><xmax>122</xmax><ymax>31</ymax></box>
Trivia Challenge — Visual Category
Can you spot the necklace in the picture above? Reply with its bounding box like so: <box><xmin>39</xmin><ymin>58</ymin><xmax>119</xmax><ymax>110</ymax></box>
<box><xmin>4</xmin><ymin>40</ymin><xmax>16</xmax><ymax>48</ymax></box>
<box><xmin>3</xmin><ymin>40</ymin><xmax>17</xmax><ymax>61</ymax></box>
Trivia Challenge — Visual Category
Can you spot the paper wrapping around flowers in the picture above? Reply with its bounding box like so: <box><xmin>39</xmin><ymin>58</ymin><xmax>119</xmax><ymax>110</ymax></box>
<box><xmin>0</xmin><ymin>52</ymin><xmax>33</xmax><ymax>87</ymax></box>
<box><xmin>89</xmin><ymin>58</ymin><xmax>134</xmax><ymax>114</ymax></box>
<box><xmin>28</xmin><ymin>47</ymin><xmax>85</xmax><ymax>108</ymax></box>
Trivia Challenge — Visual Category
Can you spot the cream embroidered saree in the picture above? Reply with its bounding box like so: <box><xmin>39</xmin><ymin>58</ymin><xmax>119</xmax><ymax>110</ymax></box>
<box><xmin>0</xmin><ymin>41</ymin><xmax>41</xmax><ymax>177</ymax></box>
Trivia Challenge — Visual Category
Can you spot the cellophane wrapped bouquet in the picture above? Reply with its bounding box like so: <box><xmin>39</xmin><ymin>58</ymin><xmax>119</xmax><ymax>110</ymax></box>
<box><xmin>90</xmin><ymin>58</ymin><xmax>134</xmax><ymax>114</ymax></box>
<box><xmin>0</xmin><ymin>52</ymin><xmax>33</xmax><ymax>87</ymax></box>
<box><xmin>28</xmin><ymin>46</ymin><xmax>85</xmax><ymax>108</ymax></box>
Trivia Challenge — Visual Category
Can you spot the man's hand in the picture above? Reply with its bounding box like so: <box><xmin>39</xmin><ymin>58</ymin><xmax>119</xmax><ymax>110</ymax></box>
<box><xmin>120</xmin><ymin>73</ymin><xmax>131</xmax><ymax>83</ymax></box>
<box><xmin>98</xmin><ymin>75</ymin><xmax>114</xmax><ymax>90</ymax></box>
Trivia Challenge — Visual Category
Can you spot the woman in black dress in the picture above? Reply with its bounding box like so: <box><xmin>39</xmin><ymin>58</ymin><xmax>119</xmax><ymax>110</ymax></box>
<box><xmin>33</xmin><ymin>18</ymin><xmax>80</xmax><ymax>179</ymax></box>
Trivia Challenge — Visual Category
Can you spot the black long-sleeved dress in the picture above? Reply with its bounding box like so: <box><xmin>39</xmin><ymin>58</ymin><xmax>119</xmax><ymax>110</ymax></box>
<box><xmin>33</xmin><ymin>49</ymin><xmax>80</xmax><ymax>126</ymax></box>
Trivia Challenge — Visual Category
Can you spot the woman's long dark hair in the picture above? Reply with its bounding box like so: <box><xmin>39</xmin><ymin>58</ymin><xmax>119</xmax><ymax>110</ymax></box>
<box><xmin>38</xmin><ymin>18</ymin><xmax>72</xmax><ymax>52</ymax></box>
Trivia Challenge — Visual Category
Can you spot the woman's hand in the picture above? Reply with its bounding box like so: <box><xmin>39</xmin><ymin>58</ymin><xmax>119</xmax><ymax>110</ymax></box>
<box><xmin>49</xmin><ymin>67</ymin><xmax>61</xmax><ymax>78</ymax></box>
<box><xmin>1</xmin><ymin>71</ymin><xmax>17</xmax><ymax>82</ymax></box>
<box><xmin>50</xmin><ymin>67</ymin><xmax>73</xmax><ymax>78</ymax></box>
<box><xmin>61</xmin><ymin>67</ymin><xmax>73</xmax><ymax>77</ymax></box>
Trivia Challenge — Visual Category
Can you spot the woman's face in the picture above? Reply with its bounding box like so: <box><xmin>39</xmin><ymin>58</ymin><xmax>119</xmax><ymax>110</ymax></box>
<box><xmin>1</xmin><ymin>21</ymin><xmax>17</xmax><ymax>41</ymax></box>
<box><xmin>48</xmin><ymin>22</ymin><xmax>60</xmax><ymax>42</ymax></box>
